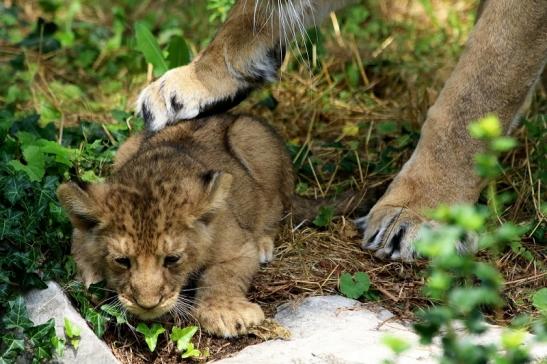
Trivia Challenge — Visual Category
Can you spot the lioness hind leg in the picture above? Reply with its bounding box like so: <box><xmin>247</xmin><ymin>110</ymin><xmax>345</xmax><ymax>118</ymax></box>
<box><xmin>359</xmin><ymin>0</ymin><xmax>547</xmax><ymax>261</ymax></box>
<box><xmin>136</xmin><ymin>0</ymin><xmax>351</xmax><ymax>130</ymax></box>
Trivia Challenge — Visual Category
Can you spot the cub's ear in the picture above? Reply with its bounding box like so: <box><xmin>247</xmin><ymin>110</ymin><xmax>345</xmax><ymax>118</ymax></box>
<box><xmin>201</xmin><ymin>170</ymin><xmax>233</xmax><ymax>211</ymax></box>
<box><xmin>57</xmin><ymin>182</ymin><xmax>104</xmax><ymax>230</ymax></box>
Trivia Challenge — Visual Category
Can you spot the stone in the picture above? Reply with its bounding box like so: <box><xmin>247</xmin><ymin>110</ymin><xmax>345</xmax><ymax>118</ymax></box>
<box><xmin>24</xmin><ymin>281</ymin><xmax>119</xmax><ymax>364</ymax></box>
<box><xmin>216</xmin><ymin>295</ymin><xmax>547</xmax><ymax>364</ymax></box>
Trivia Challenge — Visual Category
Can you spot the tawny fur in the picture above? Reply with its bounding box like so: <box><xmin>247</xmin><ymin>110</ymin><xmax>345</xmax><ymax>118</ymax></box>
<box><xmin>137</xmin><ymin>0</ymin><xmax>547</xmax><ymax>261</ymax></box>
<box><xmin>57</xmin><ymin>114</ymin><xmax>294</xmax><ymax>337</ymax></box>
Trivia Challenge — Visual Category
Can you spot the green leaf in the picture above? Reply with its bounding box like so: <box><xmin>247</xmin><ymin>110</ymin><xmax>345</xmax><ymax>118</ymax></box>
<box><xmin>136</xmin><ymin>322</ymin><xmax>165</xmax><ymax>352</ymax></box>
<box><xmin>3</xmin><ymin>296</ymin><xmax>34</xmax><ymax>330</ymax></box>
<box><xmin>491</xmin><ymin>136</ymin><xmax>517</xmax><ymax>152</ymax></box>
<box><xmin>170</xmin><ymin>326</ymin><xmax>198</xmax><ymax>352</ymax></box>
<box><xmin>469</xmin><ymin>115</ymin><xmax>502</xmax><ymax>139</ymax></box>
<box><xmin>449</xmin><ymin>287</ymin><xmax>503</xmax><ymax>314</ymax></box>
<box><xmin>25</xmin><ymin>318</ymin><xmax>57</xmax><ymax>361</ymax></box>
<box><xmin>64</xmin><ymin>318</ymin><xmax>81</xmax><ymax>348</ymax></box>
<box><xmin>100</xmin><ymin>304</ymin><xmax>127</xmax><ymax>324</ymax></box>
<box><xmin>501</xmin><ymin>328</ymin><xmax>526</xmax><ymax>350</ymax></box>
<box><xmin>415</xmin><ymin>226</ymin><xmax>461</xmax><ymax>258</ymax></box>
<box><xmin>312</xmin><ymin>206</ymin><xmax>334</xmax><ymax>227</ymax></box>
<box><xmin>376</xmin><ymin>121</ymin><xmax>398</xmax><ymax>135</ymax></box>
<box><xmin>0</xmin><ymin>335</ymin><xmax>25</xmax><ymax>360</ymax></box>
<box><xmin>64</xmin><ymin>318</ymin><xmax>81</xmax><ymax>338</ymax></box>
<box><xmin>50</xmin><ymin>335</ymin><xmax>65</xmax><ymax>357</ymax></box>
<box><xmin>532</xmin><ymin>288</ymin><xmax>547</xmax><ymax>314</ymax></box>
<box><xmin>84</xmin><ymin>308</ymin><xmax>108</xmax><ymax>338</ymax></box>
<box><xmin>166</xmin><ymin>35</ymin><xmax>190</xmax><ymax>68</ymax></box>
<box><xmin>37</xmin><ymin>140</ymin><xmax>78</xmax><ymax>166</ymax></box>
<box><xmin>3</xmin><ymin>174</ymin><xmax>31</xmax><ymax>205</ymax></box>
<box><xmin>135</xmin><ymin>22</ymin><xmax>168</xmax><ymax>76</ymax></box>
<box><xmin>382</xmin><ymin>335</ymin><xmax>411</xmax><ymax>355</ymax></box>
<box><xmin>9</xmin><ymin>145</ymin><xmax>45</xmax><ymax>182</ymax></box>
<box><xmin>339</xmin><ymin>272</ymin><xmax>370</xmax><ymax>299</ymax></box>
<box><xmin>181</xmin><ymin>343</ymin><xmax>201</xmax><ymax>359</ymax></box>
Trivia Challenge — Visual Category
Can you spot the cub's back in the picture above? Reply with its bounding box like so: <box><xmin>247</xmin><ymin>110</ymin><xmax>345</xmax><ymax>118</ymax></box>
<box><xmin>119</xmin><ymin>114</ymin><xmax>294</xmax><ymax>235</ymax></box>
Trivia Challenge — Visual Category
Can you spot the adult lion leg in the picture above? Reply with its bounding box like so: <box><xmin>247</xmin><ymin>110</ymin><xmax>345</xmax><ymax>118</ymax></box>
<box><xmin>137</xmin><ymin>0</ymin><xmax>351</xmax><ymax>130</ymax></box>
<box><xmin>358</xmin><ymin>0</ymin><xmax>547</xmax><ymax>261</ymax></box>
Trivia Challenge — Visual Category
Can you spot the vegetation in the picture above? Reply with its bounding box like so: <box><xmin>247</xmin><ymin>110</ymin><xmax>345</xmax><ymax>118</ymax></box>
<box><xmin>0</xmin><ymin>0</ymin><xmax>544</xmax><ymax>362</ymax></box>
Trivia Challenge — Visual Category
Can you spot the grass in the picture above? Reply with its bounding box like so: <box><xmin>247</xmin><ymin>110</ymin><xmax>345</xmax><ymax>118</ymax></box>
<box><xmin>1</xmin><ymin>0</ymin><xmax>545</xmax><ymax>362</ymax></box>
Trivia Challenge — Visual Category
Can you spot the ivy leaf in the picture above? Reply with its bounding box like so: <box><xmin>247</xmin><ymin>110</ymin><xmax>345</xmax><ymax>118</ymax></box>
<box><xmin>25</xmin><ymin>319</ymin><xmax>56</xmax><ymax>344</ymax></box>
<box><xmin>3</xmin><ymin>174</ymin><xmax>31</xmax><ymax>205</ymax></box>
<box><xmin>136</xmin><ymin>323</ymin><xmax>165</xmax><ymax>352</ymax></box>
<box><xmin>25</xmin><ymin>318</ymin><xmax>57</xmax><ymax>361</ymax></box>
<box><xmin>3</xmin><ymin>296</ymin><xmax>34</xmax><ymax>330</ymax></box>
<box><xmin>135</xmin><ymin>22</ymin><xmax>168</xmax><ymax>77</ymax></box>
<box><xmin>64</xmin><ymin>318</ymin><xmax>81</xmax><ymax>348</ymax></box>
<box><xmin>312</xmin><ymin>206</ymin><xmax>334</xmax><ymax>227</ymax></box>
<box><xmin>339</xmin><ymin>272</ymin><xmax>370</xmax><ymax>300</ymax></box>
<box><xmin>532</xmin><ymin>288</ymin><xmax>547</xmax><ymax>314</ymax></box>
<box><xmin>100</xmin><ymin>304</ymin><xmax>127</xmax><ymax>324</ymax></box>
<box><xmin>0</xmin><ymin>335</ymin><xmax>25</xmax><ymax>360</ymax></box>
<box><xmin>50</xmin><ymin>335</ymin><xmax>65</xmax><ymax>357</ymax></box>
<box><xmin>170</xmin><ymin>326</ymin><xmax>198</xmax><ymax>352</ymax></box>
<box><xmin>84</xmin><ymin>308</ymin><xmax>108</xmax><ymax>338</ymax></box>
<box><xmin>181</xmin><ymin>343</ymin><xmax>201</xmax><ymax>359</ymax></box>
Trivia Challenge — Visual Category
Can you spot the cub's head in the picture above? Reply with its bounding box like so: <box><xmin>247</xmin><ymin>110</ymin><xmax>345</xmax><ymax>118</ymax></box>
<box><xmin>57</xmin><ymin>170</ymin><xmax>232</xmax><ymax>320</ymax></box>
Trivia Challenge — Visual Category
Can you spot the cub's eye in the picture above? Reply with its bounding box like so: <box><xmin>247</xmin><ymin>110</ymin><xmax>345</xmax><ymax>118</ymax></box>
<box><xmin>164</xmin><ymin>255</ymin><xmax>180</xmax><ymax>267</ymax></box>
<box><xmin>114</xmin><ymin>257</ymin><xmax>131</xmax><ymax>269</ymax></box>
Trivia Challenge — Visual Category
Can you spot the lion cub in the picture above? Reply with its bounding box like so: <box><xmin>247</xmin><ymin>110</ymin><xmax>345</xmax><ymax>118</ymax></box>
<box><xmin>57</xmin><ymin>114</ymin><xmax>293</xmax><ymax>337</ymax></box>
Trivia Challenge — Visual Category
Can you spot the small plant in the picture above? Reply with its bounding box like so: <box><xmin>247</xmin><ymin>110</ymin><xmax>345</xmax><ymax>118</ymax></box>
<box><xmin>408</xmin><ymin>115</ymin><xmax>546</xmax><ymax>363</ymax></box>
<box><xmin>136</xmin><ymin>323</ymin><xmax>166</xmax><ymax>352</ymax></box>
<box><xmin>171</xmin><ymin>326</ymin><xmax>202</xmax><ymax>359</ymax></box>
<box><xmin>100</xmin><ymin>304</ymin><xmax>128</xmax><ymax>325</ymax></box>
<box><xmin>63</xmin><ymin>318</ymin><xmax>82</xmax><ymax>349</ymax></box>
<box><xmin>313</xmin><ymin>206</ymin><xmax>335</xmax><ymax>227</ymax></box>
<box><xmin>339</xmin><ymin>272</ymin><xmax>371</xmax><ymax>300</ymax></box>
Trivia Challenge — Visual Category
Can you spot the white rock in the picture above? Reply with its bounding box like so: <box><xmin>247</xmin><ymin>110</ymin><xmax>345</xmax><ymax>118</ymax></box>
<box><xmin>24</xmin><ymin>281</ymin><xmax>119</xmax><ymax>364</ymax></box>
<box><xmin>216</xmin><ymin>296</ymin><xmax>547</xmax><ymax>364</ymax></box>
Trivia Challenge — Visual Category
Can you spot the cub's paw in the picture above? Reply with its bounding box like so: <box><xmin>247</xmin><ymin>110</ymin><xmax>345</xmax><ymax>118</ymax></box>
<box><xmin>195</xmin><ymin>297</ymin><xmax>265</xmax><ymax>337</ymax></box>
<box><xmin>355</xmin><ymin>206</ymin><xmax>477</xmax><ymax>262</ymax></box>
<box><xmin>136</xmin><ymin>63</ymin><xmax>244</xmax><ymax>131</ymax></box>
<box><xmin>257</xmin><ymin>237</ymin><xmax>274</xmax><ymax>264</ymax></box>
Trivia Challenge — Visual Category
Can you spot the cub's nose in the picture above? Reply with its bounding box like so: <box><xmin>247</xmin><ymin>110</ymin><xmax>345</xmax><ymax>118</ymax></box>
<box><xmin>134</xmin><ymin>296</ymin><xmax>162</xmax><ymax>310</ymax></box>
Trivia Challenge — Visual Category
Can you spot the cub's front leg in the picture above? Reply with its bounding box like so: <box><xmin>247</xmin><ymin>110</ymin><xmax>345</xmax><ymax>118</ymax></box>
<box><xmin>193</xmin><ymin>241</ymin><xmax>263</xmax><ymax>337</ymax></box>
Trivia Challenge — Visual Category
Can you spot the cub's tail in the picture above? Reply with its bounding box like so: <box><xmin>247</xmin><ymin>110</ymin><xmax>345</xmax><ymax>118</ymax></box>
<box><xmin>290</xmin><ymin>189</ymin><xmax>367</xmax><ymax>224</ymax></box>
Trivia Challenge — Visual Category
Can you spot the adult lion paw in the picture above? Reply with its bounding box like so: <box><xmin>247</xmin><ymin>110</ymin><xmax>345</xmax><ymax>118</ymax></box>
<box><xmin>136</xmin><ymin>63</ymin><xmax>246</xmax><ymax>131</ymax></box>
<box><xmin>195</xmin><ymin>297</ymin><xmax>265</xmax><ymax>337</ymax></box>
<box><xmin>355</xmin><ymin>206</ymin><xmax>477</xmax><ymax>262</ymax></box>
